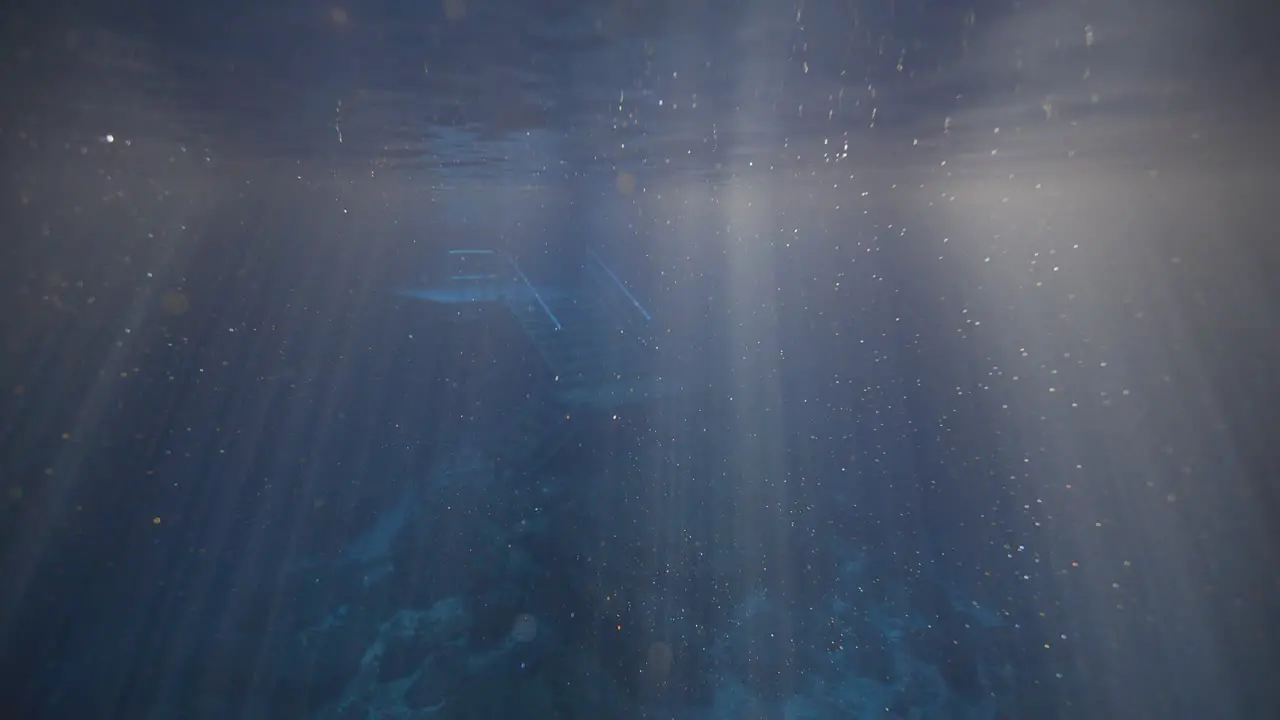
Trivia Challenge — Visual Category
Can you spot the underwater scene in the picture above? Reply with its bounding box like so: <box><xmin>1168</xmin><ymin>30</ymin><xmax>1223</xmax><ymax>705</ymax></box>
<box><xmin>0</xmin><ymin>0</ymin><xmax>1277</xmax><ymax>718</ymax></box>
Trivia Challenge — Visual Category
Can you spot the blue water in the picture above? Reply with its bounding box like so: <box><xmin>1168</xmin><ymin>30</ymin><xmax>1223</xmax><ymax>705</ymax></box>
<box><xmin>0</xmin><ymin>0</ymin><xmax>1277</xmax><ymax>718</ymax></box>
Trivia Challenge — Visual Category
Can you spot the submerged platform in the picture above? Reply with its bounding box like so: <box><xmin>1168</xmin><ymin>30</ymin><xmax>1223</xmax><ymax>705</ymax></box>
<box><xmin>402</xmin><ymin>248</ymin><xmax>677</xmax><ymax>409</ymax></box>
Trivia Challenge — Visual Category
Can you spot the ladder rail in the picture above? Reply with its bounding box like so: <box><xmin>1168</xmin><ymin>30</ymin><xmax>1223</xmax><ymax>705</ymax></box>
<box><xmin>587</xmin><ymin>249</ymin><xmax>652</xmax><ymax>323</ymax></box>
<box><xmin>507</xmin><ymin>257</ymin><xmax>562</xmax><ymax>330</ymax></box>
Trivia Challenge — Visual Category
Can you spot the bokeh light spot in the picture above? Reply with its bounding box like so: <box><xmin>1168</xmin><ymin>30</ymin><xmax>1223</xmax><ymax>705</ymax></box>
<box><xmin>161</xmin><ymin>291</ymin><xmax>190</xmax><ymax>316</ymax></box>
<box><xmin>616</xmin><ymin>171</ymin><xmax>636</xmax><ymax>195</ymax></box>
<box><xmin>511</xmin><ymin>612</ymin><xmax>537</xmax><ymax>642</ymax></box>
